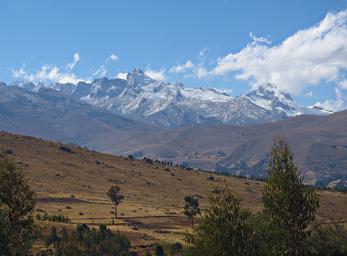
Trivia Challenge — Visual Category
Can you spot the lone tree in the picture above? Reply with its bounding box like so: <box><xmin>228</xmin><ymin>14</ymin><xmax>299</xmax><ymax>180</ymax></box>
<box><xmin>184</xmin><ymin>196</ymin><xmax>200</xmax><ymax>227</ymax></box>
<box><xmin>262</xmin><ymin>137</ymin><xmax>319</xmax><ymax>256</ymax></box>
<box><xmin>107</xmin><ymin>185</ymin><xmax>124</xmax><ymax>219</ymax></box>
<box><xmin>0</xmin><ymin>156</ymin><xmax>36</xmax><ymax>255</ymax></box>
<box><xmin>187</xmin><ymin>188</ymin><xmax>257</xmax><ymax>256</ymax></box>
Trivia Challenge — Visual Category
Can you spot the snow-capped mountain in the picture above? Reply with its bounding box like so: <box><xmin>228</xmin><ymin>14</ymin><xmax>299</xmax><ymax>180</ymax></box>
<box><xmin>244</xmin><ymin>83</ymin><xmax>300</xmax><ymax>117</ymax></box>
<box><xmin>10</xmin><ymin>69</ymin><xmax>327</xmax><ymax>127</ymax></box>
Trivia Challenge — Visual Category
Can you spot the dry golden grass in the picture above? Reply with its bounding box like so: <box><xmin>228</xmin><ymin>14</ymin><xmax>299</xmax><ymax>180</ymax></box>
<box><xmin>1</xmin><ymin>131</ymin><xmax>346</xmax><ymax>253</ymax></box>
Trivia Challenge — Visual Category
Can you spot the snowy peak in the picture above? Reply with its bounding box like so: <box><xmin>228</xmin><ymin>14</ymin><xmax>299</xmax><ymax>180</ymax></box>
<box><xmin>10</xmin><ymin>81</ymin><xmax>45</xmax><ymax>92</ymax></box>
<box><xmin>245</xmin><ymin>83</ymin><xmax>300</xmax><ymax>116</ymax></box>
<box><xmin>126</xmin><ymin>68</ymin><xmax>155</xmax><ymax>88</ymax></box>
<box><xmin>248</xmin><ymin>83</ymin><xmax>293</xmax><ymax>102</ymax></box>
<box><xmin>7</xmin><ymin>74</ymin><xmax>329</xmax><ymax>128</ymax></box>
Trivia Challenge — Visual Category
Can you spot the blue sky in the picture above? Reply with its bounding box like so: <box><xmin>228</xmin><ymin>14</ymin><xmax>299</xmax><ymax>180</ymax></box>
<box><xmin>1</xmin><ymin>0</ymin><xmax>347</xmax><ymax>109</ymax></box>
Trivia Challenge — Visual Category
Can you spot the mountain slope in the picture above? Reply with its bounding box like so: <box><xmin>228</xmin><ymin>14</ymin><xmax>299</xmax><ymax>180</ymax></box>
<box><xmin>0</xmin><ymin>83</ymin><xmax>148</xmax><ymax>146</ymax></box>
<box><xmin>12</xmin><ymin>69</ymin><xmax>327</xmax><ymax>127</ymax></box>
<box><xmin>0</xmin><ymin>130</ymin><xmax>346</xmax><ymax>250</ymax></box>
<box><xmin>101</xmin><ymin>111</ymin><xmax>347</xmax><ymax>188</ymax></box>
<box><xmin>0</xmin><ymin>81</ymin><xmax>344</xmax><ymax>187</ymax></box>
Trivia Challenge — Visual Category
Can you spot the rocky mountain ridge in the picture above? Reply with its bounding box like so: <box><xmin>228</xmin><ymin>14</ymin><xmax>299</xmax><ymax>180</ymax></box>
<box><xmin>10</xmin><ymin>69</ymin><xmax>328</xmax><ymax>127</ymax></box>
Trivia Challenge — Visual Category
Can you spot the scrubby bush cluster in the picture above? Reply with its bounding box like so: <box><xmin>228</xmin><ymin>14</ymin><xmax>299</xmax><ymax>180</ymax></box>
<box><xmin>36</xmin><ymin>213</ymin><xmax>71</xmax><ymax>223</ymax></box>
<box><xmin>42</xmin><ymin>224</ymin><xmax>132</xmax><ymax>256</ymax></box>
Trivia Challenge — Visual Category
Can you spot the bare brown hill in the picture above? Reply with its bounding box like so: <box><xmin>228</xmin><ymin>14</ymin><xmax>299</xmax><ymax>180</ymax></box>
<box><xmin>0</xmin><ymin>131</ymin><xmax>346</xmax><ymax>251</ymax></box>
<box><xmin>101</xmin><ymin>110</ymin><xmax>347</xmax><ymax>187</ymax></box>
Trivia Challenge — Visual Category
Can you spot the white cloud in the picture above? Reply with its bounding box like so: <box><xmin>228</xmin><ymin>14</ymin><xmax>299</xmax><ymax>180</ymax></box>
<box><xmin>193</xmin><ymin>48</ymin><xmax>211</xmax><ymax>79</ymax></box>
<box><xmin>305</xmin><ymin>90</ymin><xmax>313</xmax><ymax>97</ymax></box>
<box><xmin>314</xmin><ymin>87</ymin><xmax>345</xmax><ymax>111</ymax></box>
<box><xmin>116</xmin><ymin>72</ymin><xmax>128</xmax><ymax>80</ymax></box>
<box><xmin>249</xmin><ymin>32</ymin><xmax>271</xmax><ymax>45</ymax></box>
<box><xmin>170</xmin><ymin>60</ymin><xmax>194</xmax><ymax>73</ymax></box>
<box><xmin>11</xmin><ymin>64</ymin><xmax>84</xmax><ymax>84</ymax></box>
<box><xmin>195</xmin><ymin>66</ymin><xmax>209</xmax><ymax>79</ymax></box>
<box><xmin>199</xmin><ymin>48</ymin><xmax>208</xmax><ymax>58</ymax></box>
<box><xmin>110</xmin><ymin>54</ymin><xmax>118</xmax><ymax>61</ymax></box>
<box><xmin>11</xmin><ymin>53</ymin><xmax>86</xmax><ymax>84</ymax></box>
<box><xmin>11</xmin><ymin>64</ymin><xmax>34</xmax><ymax>81</ymax></box>
<box><xmin>10</xmin><ymin>52</ymin><xmax>120</xmax><ymax>84</ymax></box>
<box><xmin>66</xmin><ymin>52</ymin><xmax>80</xmax><ymax>70</ymax></box>
<box><xmin>93</xmin><ymin>66</ymin><xmax>107</xmax><ymax>77</ymax></box>
<box><xmin>145</xmin><ymin>69</ymin><xmax>166</xmax><ymax>80</ymax></box>
<box><xmin>174</xmin><ymin>48</ymin><xmax>210</xmax><ymax>79</ymax></box>
<box><xmin>211</xmin><ymin>10</ymin><xmax>347</xmax><ymax>95</ymax></box>
<box><xmin>93</xmin><ymin>53</ymin><xmax>119</xmax><ymax>78</ymax></box>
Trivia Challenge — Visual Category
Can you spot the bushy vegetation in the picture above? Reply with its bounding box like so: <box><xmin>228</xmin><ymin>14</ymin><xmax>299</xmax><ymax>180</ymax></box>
<box><xmin>107</xmin><ymin>185</ymin><xmax>124</xmax><ymax>219</ymax></box>
<box><xmin>183</xmin><ymin>196</ymin><xmax>200</xmax><ymax>227</ymax></box>
<box><xmin>262</xmin><ymin>137</ymin><xmax>319</xmax><ymax>255</ymax></box>
<box><xmin>185</xmin><ymin>137</ymin><xmax>347</xmax><ymax>256</ymax></box>
<box><xmin>186</xmin><ymin>189</ymin><xmax>258</xmax><ymax>256</ymax></box>
<box><xmin>0</xmin><ymin>156</ymin><xmax>36</xmax><ymax>255</ymax></box>
<box><xmin>36</xmin><ymin>213</ymin><xmax>71</xmax><ymax>223</ymax></box>
<box><xmin>41</xmin><ymin>224</ymin><xmax>132</xmax><ymax>256</ymax></box>
<box><xmin>307</xmin><ymin>220</ymin><xmax>347</xmax><ymax>256</ymax></box>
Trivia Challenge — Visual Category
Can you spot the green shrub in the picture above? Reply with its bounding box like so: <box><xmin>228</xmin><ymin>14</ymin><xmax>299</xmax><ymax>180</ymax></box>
<box><xmin>45</xmin><ymin>224</ymin><xmax>132</xmax><ymax>255</ymax></box>
<box><xmin>36</xmin><ymin>213</ymin><xmax>70</xmax><ymax>223</ymax></box>
<box><xmin>307</xmin><ymin>221</ymin><xmax>347</xmax><ymax>256</ymax></box>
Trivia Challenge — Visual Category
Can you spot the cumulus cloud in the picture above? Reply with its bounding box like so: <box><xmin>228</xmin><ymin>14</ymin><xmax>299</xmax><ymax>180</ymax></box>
<box><xmin>10</xmin><ymin>52</ymin><xmax>86</xmax><ymax>84</ymax></box>
<box><xmin>11</xmin><ymin>63</ymin><xmax>84</xmax><ymax>84</ymax></box>
<box><xmin>170</xmin><ymin>60</ymin><xmax>194</xmax><ymax>73</ymax></box>
<box><xmin>145</xmin><ymin>68</ymin><xmax>166</xmax><ymax>80</ymax></box>
<box><xmin>314</xmin><ymin>88</ymin><xmax>345</xmax><ymax>111</ymax></box>
<box><xmin>66</xmin><ymin>52</ymin><xmax>80</xmax><ymax>71</ymax></box>
<box><xmin>11</xmin><ymin>64</ymin><xmax>35</xmax><ymax>81</ymax></box>
<box><xmin>11</xmin><ymin>52</ymin><xmax>120</xmax><ymax>84</ymax></box>
<box><xmin>172</xmin><ymin>48</ymin><xmax>211</xmax><ymax>79</ymax></box>
<box><xmin>211</xmin><ymin>10</ymin><xmax>347</xmax><ymax>95</ymax></box>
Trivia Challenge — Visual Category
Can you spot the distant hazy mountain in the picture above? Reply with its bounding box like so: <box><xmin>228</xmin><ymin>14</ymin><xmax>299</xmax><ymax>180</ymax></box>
<box><xmin>11</xmin><ymin>69</ymin><xmax>328</xmax><ymax>127</ymax></box>
<box><xmin>0</xmin><ymin>83</ymin><xmax>148</xmax><ymax>146</ymax></box>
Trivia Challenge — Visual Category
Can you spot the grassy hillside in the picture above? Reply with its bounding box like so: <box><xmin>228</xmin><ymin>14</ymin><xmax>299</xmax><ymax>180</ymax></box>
<box><xmin>0</xmin><ymin>131</ymin><xmax>346</xmax><ymax>254</ymax></box>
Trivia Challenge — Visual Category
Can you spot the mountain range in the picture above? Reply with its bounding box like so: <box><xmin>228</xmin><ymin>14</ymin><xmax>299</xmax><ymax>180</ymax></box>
<box><xmin>0</xmin><ymin>70</ymin><xmax>346</xmax><ymax>188</ymax></box>
<box><xmin>11</xmin><ymin>69</ymin><xmax>329</xmax><ymax>128</ymax></box>
<box><xmin>0</xmin><ymin>82</ymin><xmax>149</xmax><ymax>146</ymax></box>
